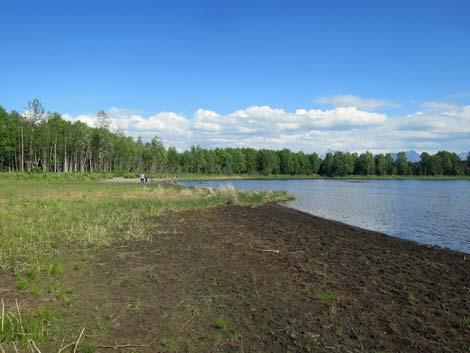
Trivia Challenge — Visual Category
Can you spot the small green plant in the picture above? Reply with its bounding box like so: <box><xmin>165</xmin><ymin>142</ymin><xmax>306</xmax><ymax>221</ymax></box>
<box><xmin>302</xmin><ymin>286</ymin><xmax>312</xmax><ymax>296</ymax></box>
<box><xmin>131</xmin><ymin>298</ymin><xmax>141</xmax><ymax>312</ymax></box>
<box><xmin>16</xmin><ymin>275</ymin><xmax>28</xmax><ymax>290</ymax></box>
<box><xmin>161</xmin><ymin>336</ymin><xmax>176</xmax><ymax>348</ymax></box>
<box><xmin>25</xmin><ymin>267</ymin><xmax>39</xmax><ymax>279</ymax></box>
<box><xmin>229</xmin><ymin>331</ymin><xmax>241</xmax><ymax>342</ymax></box>
<box><xmin>314</xmin><ymin>291</ymin><xmax>336</xmax><ymax>301</ymax></box>
<box><xmin>215</xmin><ymin>314</ymin><xmax>229</xmax><ymax>330</ymax></box>
<box><xmin>84</xmin><ymin>340</ymin><xmax>97</xmax><ymax>353</ymax></box>
<box><xmin>114</xmin><ymin>277</ymin><xmax>125</xmax><ymax>286</ymax></box>
<box><xmin>290</xmin><ymin>329</ymin><xmax>298</xmax><ymax>339</ymax></box>
<box><xmin>407</xmin><ymin>291</ymin><xmax>416</xmax><ymax>303</ymax></box>
<box><xmin>31</xmin><ymin>283</ymin><xmax>42</xmax><ymax>298</ymax></box>
<box><xmin>48</xmin><ymin>261</ymin><xmax>65</xmax><ymax>276</ymax></box>
<box><xmin>73</xmin><ymin>261</ymin><xmax>85</xmax><ymax>270</ymax></box>
<box><xmin>336</xmin><ymin>327</ymin><xmax>344</xmax><ymax>337</ymax></box>
<box><xmin>463</xmin><ymin>316</ymin><xmax>470</xmax><ymax>327</ymax></box>
<box><xmin>57</xmin><ymin>286</ymin><xmax>73</xmax><ymax>304</ymax></box>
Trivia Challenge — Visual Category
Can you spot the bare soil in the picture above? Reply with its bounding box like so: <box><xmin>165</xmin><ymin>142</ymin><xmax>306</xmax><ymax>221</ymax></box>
<box><xmin>3</xmin><ymin>204</ymin><xmax>470</xmax><ymax>352</ymax></box>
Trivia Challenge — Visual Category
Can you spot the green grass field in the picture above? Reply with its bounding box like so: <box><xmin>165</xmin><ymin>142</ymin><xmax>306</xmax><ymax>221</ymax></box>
<box><xmin>0</xmin><ymin>174</ymin><xmax>292</xmax><ymax>351</ymax></box>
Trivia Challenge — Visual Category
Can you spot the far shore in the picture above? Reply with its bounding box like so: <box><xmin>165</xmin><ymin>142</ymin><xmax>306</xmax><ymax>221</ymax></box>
<box><xmin>101</xmin><ymin>174</ymin><xmax>470</xmax><ymax>183</ymax></box>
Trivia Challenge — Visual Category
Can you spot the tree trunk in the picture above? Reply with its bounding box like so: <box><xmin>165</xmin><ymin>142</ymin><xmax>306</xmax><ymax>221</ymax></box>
<box><xmin>64</xmin><ymin>132</ymin><xmax>68</xmax><ymax>173</ymax></box>
<box><xmin>20</xmin><ymin>126</ymin><xmax>24</xmax><ymax>172</ymax></box>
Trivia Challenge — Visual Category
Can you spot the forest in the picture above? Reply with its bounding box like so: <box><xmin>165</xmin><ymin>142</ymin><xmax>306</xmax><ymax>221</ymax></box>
<box><xmin>1</xmin><ymin>100</ymin><xmax>469</xmax><ymax>177</ymax></box>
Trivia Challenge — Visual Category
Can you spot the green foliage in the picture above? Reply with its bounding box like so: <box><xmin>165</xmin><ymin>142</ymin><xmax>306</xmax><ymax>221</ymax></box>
<box><xmin>47</xmin><ymin>261</ymin><xmax>65</xmax><ymax>276</ymax></box>
<box><xmin>0</xmin><ymin>100</ymin><xmax>469</xmax><ymax>176</ymax></box>
<box><xmin>0</xmin><ymin>306</ymin><xmax>55</xmax><ymax>345</ymax></box>
<box><xmin>407</xmin><ymin>291</ymin><xmax>416</xmax><ymax>304</ymax></box>
<box><xmin>31</xmin><ymin>283</ymin><xmax>42</xmax><ymax>298</ymax></box>
<box><xmin>161</xmin><ymin>336</ymin><xmax>176</xmax><ymax>348</ymax></box>
<box><xmin>463</xmin><ymin>317</ymin><xmax>470</xmax><ymax>327</ymax></box>
<box><xmin>131</xmin><ymin>298</ymin><xmax>142</xmax><ymax>312</ymax></box>
<box><xmin>215</xmin><ymin>314</ymin><xmax>229</xmax><ymax>330</ymax></box>
<box><xmin>83</xmin><ymin>340</ymin><xmax>97</xmax><ymax>353</ymax></box>
<box><xmin>313</xmin><ymin>291</ymin><xmax>336</xmax><ymax>302</ymax></box>
<box><xmin>229</xmin><ymin>331</ymin><xmax>241</xmax><ymax>341</ymax></box>
<box><xmin>336</xmin><ymin>327</ymin><xmax>344</xmax><ymax>337</ymax></box>
<box><xmin>16</xmin><ymin>275</ymin><xmax>28</xmax><ymax>290</ymax></box>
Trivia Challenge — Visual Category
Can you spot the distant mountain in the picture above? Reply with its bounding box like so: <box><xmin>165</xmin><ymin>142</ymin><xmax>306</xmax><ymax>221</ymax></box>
<box><xmin>390</xmin><ymin>150</ymin><xmax>421</xmax><ymax>163</ymax></box>
<box><xmin>459</xmin><ymin>152</ymin><xmax>469</xmax><ymax>160</ymax></box>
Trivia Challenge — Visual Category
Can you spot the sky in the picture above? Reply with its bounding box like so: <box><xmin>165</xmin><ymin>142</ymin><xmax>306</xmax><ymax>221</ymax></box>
<box><xmin>1</xmin><ymin>0</ymin><xmax>470</xmax><ymax>153</ymax></box>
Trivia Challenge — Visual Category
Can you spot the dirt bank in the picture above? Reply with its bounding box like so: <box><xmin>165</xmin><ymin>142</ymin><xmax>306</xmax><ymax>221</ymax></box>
<box><xmin>58</xmin><ymin>204</ymin><xmax>470</xmax><ymax>352</ymax></box>
<box><xmin>2</xmin><ymin>204</ymin><xmax>469</xmax><ymax>352</ymax></box>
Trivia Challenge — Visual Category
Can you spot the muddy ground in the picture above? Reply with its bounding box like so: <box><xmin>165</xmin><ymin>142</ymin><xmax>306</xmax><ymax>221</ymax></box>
<box><xmin>3</xmin><ymin>204</ymin><xmax>470</xmax><ymax>352</ymax></box>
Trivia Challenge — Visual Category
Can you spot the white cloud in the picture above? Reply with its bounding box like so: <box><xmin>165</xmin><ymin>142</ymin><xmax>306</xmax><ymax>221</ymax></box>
<box><xmin>422</xmin><ymin>101</ymin><xmax>460</xmax><ymax>112</ymax></box>
<box><xmin>62</xmin><ymin>101</ymin><xmax>470</xmax><ymax>154</ymax></box>
<box><xmin>316</xmin><ymin>94</ymin><xmax>401</xmax><ymax>111</ymax></box>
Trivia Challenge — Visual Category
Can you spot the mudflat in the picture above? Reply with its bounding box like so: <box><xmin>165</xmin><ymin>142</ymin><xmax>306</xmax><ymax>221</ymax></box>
<box><xmin>3</xmin><ymin>203</ymin><xmax>469</xmax><ymax>352</ymax></box>
<box><xmin>62</xmin><ymin>204</ymin><xmax>470</xmax><ymax>352</ymax></box>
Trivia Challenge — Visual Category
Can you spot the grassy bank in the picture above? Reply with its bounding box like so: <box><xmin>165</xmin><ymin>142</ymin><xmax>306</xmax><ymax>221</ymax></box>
<box><xmin>1</xmin><ymin>171</ymin><xmax>470</xmax><ymax>182</ymax></box>
<box><xmin>0</xmin><ymin>177</ymin><xmax>291</xmax><ymax>351</ymax></box>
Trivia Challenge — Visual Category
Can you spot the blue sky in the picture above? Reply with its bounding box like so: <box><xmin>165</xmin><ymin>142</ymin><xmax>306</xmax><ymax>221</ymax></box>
<box><xmin>1</xmin><ymin>0</ymin><xmax>470</xmax><ymax>153</ymax></box>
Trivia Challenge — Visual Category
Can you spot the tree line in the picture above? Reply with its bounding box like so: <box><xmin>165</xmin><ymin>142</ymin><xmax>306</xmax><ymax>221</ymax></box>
<box><xmin>1</xmin><ymin>101</ymin><xmax>469</xmax><ymax>176</ymax></box>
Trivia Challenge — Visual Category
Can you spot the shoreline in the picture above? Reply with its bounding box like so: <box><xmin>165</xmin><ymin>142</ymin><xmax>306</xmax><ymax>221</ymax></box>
<box><xmin>5</xmin><ymin>202</ymin><xmax>465</xmax><ymax>352</ymax></box>
<box><xmin>276</xmin><ymin>203</ymin><xmax>470</xmax><ymax>256</ymax></box>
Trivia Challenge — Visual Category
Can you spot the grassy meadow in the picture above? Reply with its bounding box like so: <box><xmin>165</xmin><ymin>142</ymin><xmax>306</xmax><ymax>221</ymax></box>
<box><xmin>0</xmin><ymin>173</ymin><xmax>291</xmax><ymax>351</ymax></box>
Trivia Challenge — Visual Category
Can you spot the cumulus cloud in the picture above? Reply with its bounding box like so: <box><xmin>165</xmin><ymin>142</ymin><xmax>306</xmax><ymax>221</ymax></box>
<box><xmin>316</xmin><ymin>94</ymin><xmax>401</xmax><ymax>111</ymax></box>
<box><xmin>62</xmin><ymin>101</ymin><xmax>470</xmax><ymax>154</ymax></box>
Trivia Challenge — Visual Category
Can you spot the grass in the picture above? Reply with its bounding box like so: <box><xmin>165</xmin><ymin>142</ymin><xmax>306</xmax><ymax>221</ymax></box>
<box><xmin>215</xmin><ymin>314</ymin><xmax>229</xmax><ymax>330</ymax></box>
<box><xmin>16</xmin><ymin>276</ymin><xmax>27</xmax><ymax>291</ymax></box>
<box><xmin>131</xmin><ymin>298</ymin><xmax>142</xmax><ymax>312</ymax></box>
<box><xmin>0</xmin><ymin>177</ymin><xmax>291</xmax><ymax>274</ymax></box>
<box><xmin>161</xmin><ymin>336</ymin><xmax>176</xmax><ymax>348</ymax></box>
<box><xmin>0</xmin><ymin>175</ymin><xmax>291</xmax><ymax>349</ymax></box>
<box><xmin>0</xmin><ymin>304</ymin><xmax>55</xmax><ymax>347</ymax></box>
<box><xmin>303</xmin><ymin>287</ymin><xmax>337</xmax><ymax>302</ymax></box>
<box><xmin>407</xmin><ymin>291</ymin><xmax>417</xmax><ymax>304</ymax></box>
<box><xmin>313</xmin><ymin>291</ymin><xmax>336</xmax><ymax>302</ymax></box>
<box><xmin>463</xmin><ymin>317</ymin><xmax>470</xmax><ymax>327</ymax></box>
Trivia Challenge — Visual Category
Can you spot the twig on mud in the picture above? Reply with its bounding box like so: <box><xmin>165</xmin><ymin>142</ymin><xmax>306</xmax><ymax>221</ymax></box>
<box><xmin>57</xmin><ymin>338</ymin><xmax>66</xmax><ymax>353</ymax></box>
<box><xmin>176</xmin><ymin>298</ymin><xmax>186</xmax><ymax>307</ymax></box>
<box><xmin>179</xmin><ymin>308</ymin><xmax>197</xmax><ymax>332</ymax></box>
<box><xmin>73</xmin><ymin>328</ymin><xmax>85</xmax><ymax>353</ymax></box>
<box><xmin>259</xmin><ymin>249</ymin><xmax>280</xmax><ymax>253</ymax></box>
<box><xmin>29</xmin><ymin>339</ymin><xmax>42</xmax><ymax>353</ymax></box>
<box><xmin>0</xmin><ymin>343</ymin><xmax>5</xmax><ymax>353</ymax></box>
<box><xmin>58</xmin><ymin>341</ymin><xmax>76</xmax><ymax>353</ymax></box>
<box><xmin>97</xmin><ymin>343</ymin><xmax>151</xmax><ymax>349</ymax></box>
<box><xmin>12</xmin><ymin>341</ymin><xmax>18</xmax><ymax>353</ymax></box>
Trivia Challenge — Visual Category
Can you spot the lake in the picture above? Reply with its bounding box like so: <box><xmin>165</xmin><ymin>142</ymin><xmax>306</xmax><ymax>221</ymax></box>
<box><xmin>180</xmin><ymin>179</ymin><xmax>470</xmax><ymax>253</ymax></box>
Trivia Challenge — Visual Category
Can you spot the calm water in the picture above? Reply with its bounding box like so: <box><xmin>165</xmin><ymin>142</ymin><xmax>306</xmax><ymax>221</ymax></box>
<box><xmin>181</xmin><ymin>179</ymin><xmax>470</xmax><ymax>253</ymax></box>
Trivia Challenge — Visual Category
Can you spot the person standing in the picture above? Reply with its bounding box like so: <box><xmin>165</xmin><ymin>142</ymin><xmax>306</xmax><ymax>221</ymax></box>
<box><xmin>140</xmin><ymin>173</ymin><xmax>145</xmax><ymax>184</ymax></box>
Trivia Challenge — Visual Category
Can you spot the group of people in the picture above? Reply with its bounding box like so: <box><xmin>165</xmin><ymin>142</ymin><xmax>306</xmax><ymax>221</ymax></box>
<box><xmin>140</xmin><ymin>173</ymin><xmax>149</xmax><ymax>183</ymax></box>
<box><xmin>139</xmin><ymin>173</ymin><xmax>177</xmax><ymax>184</ymax></box>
